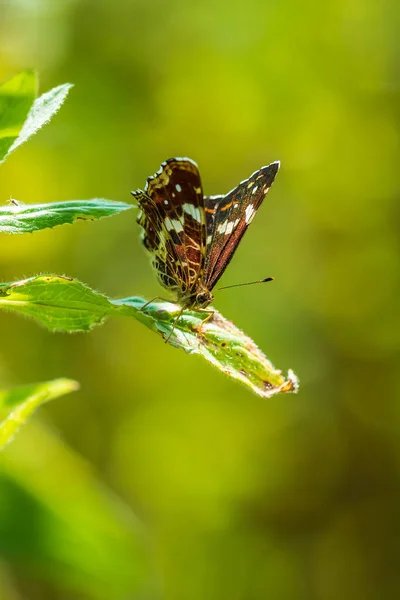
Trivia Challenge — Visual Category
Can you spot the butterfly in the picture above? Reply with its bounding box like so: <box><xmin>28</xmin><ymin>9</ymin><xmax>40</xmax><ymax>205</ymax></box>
<box><xmin>132</xmin><ymin>157</ymin><xmax>279</xmax><ymax>316</ymax></box>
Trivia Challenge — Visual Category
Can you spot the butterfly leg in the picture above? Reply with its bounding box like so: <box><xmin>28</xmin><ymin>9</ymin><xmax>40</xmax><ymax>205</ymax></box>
<box><xmin>140</xmin><ymin>296</ymin><xmax>165</xmax><ymax>312</ymax></box>
<box><xmin>197</xmin><ymin>309</ymin><xmax>215</xmax><ymax>336</ymax></box>
<box><xmin>164</xmin><ymin>306</ymin><xmax>185</xmax><ymax>344</ymax></box>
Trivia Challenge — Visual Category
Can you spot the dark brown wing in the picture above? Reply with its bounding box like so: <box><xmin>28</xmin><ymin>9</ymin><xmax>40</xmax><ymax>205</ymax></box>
<box><xmin>132</xmin><ymin>158</ymin><xmax>207</xmax><ymax>297</ymax></box>
<box><xmin>204</xmin><ymin>161</ymin><xmax>279</xmax><ymax>290</ymax></box>
<box><xmin>132</xmin><ymin>190</ymin><xmax>186</xmax><ymax>294</ymax></box>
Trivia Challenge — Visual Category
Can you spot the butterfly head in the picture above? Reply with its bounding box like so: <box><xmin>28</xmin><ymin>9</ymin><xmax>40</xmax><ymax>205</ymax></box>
<box><xmin>195</xmin><ymin>288</ymin><xmax>214</xmax><ymax>309</ymax></box>
<box><xmin>181</xmin><ymin>283</ymin><xmax>214</xmax><ymax>310</ymax></box>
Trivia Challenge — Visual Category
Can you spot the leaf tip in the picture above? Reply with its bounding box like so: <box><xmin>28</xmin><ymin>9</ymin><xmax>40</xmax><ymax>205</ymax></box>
<box><xmin>48</xmin><ymin>378</ymin><xmax>80</xmax><ymax>395</ymax></box>
<box><xmin>284</xmin><ymin>369</ymin><xmax>299</xmax><ymax>393</ymax></box>
<box><xmin>63</xmin><ymin>379</ymin><xmax>80</xmax><ymax>393</ymax></box>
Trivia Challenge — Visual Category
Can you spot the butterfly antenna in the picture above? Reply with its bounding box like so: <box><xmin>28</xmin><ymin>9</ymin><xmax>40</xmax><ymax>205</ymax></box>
<box><xmin>217</xmin><ymin>277</ymin><xmax>274</xmax><ymax>291</ymax></box>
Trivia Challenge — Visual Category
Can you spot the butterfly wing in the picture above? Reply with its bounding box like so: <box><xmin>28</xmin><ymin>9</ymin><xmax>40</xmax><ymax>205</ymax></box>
<box><xmin>132</xmin><ymin>158</ymin><xmax>207</xmax><ymax>298</ymax></box>
<box><xmin>204</xmin><ymin>161</ymin><xmax>279</xmax><ymax>290</ymax></box>
<box><xmin>133</xmin><ymin>190</ymin><xmax>186</xmax><ymax>294</ymax></box>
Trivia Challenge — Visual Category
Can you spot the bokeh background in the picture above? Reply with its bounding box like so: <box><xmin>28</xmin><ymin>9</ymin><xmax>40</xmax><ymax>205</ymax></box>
<box><xmin>1</xmin><ymin>0</ymin><xmax>399</xmax><ymax>598</ymax></box>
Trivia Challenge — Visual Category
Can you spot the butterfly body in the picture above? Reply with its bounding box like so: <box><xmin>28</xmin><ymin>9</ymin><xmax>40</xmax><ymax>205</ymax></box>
<box><xmin>132</xmin><ymin>157</ymin><xmax>279</xmax><ymax>312</ymax></box>
<box><xmin>180</xmin><ymin>283</ymin><xmax>214</xmax><ymax>310</ymax></box>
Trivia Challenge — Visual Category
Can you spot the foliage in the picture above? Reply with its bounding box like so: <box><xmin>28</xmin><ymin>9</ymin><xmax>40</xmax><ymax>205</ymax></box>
<box><xmin>0</xmin><ymin>69</ymin><xmax>297</xmax><ymax>403</ymax></box>
<box><xmin>0</xmin><ymin>71</ymin><xmax>133</xmax><ymax>444</ymax></box>
<box><xmin>1</xmin><ymin>1</ymin><xmax>398</xmax><ymax>598</ymax></box>
<box><xmin>0</xmin><ymin>72</ymin><xmax>153</xmax><ymax>597</ymax></box>
<box><xmin>0</xmin><ymin>379</ymin><xmax>78</xmax><ymax>449</ymax></box>
<box><xmin>0</xmin><ymin>199</ymin><xmax>131</xmax><ymax>234</ymax></box>
<box><xmin>0</xmin><ymin>70</ymin><xmax>71</xmax><ymax>163</ymax></box>
<box><xmin>0</xmin><ymin>275</ymin><xmax>297</xmax><ymax>398</ymax></box>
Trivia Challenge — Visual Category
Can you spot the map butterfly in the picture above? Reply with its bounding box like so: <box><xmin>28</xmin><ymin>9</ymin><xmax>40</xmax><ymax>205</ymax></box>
<box><xmin>132</xmin><ymin>158</ymin><xmax>279</xmax><ymax>315</ymax></box>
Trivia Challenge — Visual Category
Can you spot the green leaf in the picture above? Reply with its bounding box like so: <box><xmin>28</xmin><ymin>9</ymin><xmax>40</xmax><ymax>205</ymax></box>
<box><xmin>0</xmin><ymin>198</ymin><xmax>132</xmax><ymax>234</ymax></box>
<box><xmin>0</xmin><ymin>275</ymin><xmax>298</xmax><ymax>398</ymax></box>
<box><xmin>0</xmin><ymin>276</ymin><xmax>113</xmax><ymax>331</ymax></box>
<box><xmin>0</xmin><ymin>70</ymin><xmax>72</xmax><ymax>164</ymax></box>
<box><xmin>1</xmin><ymin>421</ymin><xmax>151</xmax><ymax>597</ymax></box>
<box><xmin>0</xmin><ymin>70</ymin><xmax>37</xmax><ymax>162</ymax></box>
<box><xmin>0</xmin><ymin>378</ymin><xmax>79</xmax><ymax>449</ymax></box>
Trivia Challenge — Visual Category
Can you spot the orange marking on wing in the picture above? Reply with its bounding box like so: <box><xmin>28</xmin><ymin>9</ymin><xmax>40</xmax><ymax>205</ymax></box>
<box><xmin>220</xmin><ymin>201</ymin><xmax>233</xmax><ymax>211</ymax></box>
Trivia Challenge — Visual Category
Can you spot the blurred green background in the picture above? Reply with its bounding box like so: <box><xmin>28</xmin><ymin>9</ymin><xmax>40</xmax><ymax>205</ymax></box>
<box><xmin>1</xmin><ymin>0</ymin><xmax>400</xmax><ymax>598</ymax></box>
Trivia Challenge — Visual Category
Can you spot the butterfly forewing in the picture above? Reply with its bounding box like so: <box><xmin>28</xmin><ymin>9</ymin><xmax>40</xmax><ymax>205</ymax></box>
<box><xmin>143</xmin><ymin>158</ymin><xmax>206</xmax><ymax>296</ymax></box>
<box><xmin>132</xmin><ymin>158</ymin><xmax>208</xmax><ymax>299</ymax></box>
<box><xmin>204</xmin><ymin>161</ymin><xmax>279</xmax><ymax>290</ymax></box>
<box><xmin>133</xmin><ymin>190</ymin><xmax>188</xmax><ymax>293</ymax></box>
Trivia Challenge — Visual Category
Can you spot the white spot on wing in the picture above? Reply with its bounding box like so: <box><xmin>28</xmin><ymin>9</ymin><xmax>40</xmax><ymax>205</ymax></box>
<box><xmin>217</xmin><ymin>220</ymin><xmax>228</xmax><ymax>234</ymax></box>
<box><xmin>252</xmin><ymin>185</ymin><xmax>258</xmax><ymax>194</ymax></box>
<box><xmin>183</xmin><ymin>203</ymin><xmax>202</xmax><ymax>222</ymax></box>
<box><xmin>164</xmin><ymin>200</ymin><xmax>168</xmax><ymax>205</ymax></box>
<box><xmin>225</xmin><ymin>221</ymin><xmax>235</xmax><ymax>235</ymax></box>
<box><xmin>165</xmin><ymin>217</ymin><xmax>183</xmax><ymax>232</ymax></box>
<box><xmin>172</xmin><ymin>157</ymin><xmax>199</xmax><ymax>168</ymax></box>
<box><xmin>224</xmin><ymin>218</ymin><xmax>240</xmax><ymax>235</ymax></box>
<box><xmin>219</xmin><ymin>161</ymin><xmax>279</xmax><ymax>197</ymax></box>
<box><xmin>217</xmin><ymin>218</ymin><xmax>240</xmax><ymax>235</ymax></box>
<box><xmin>245</xmin><ymin>204</ymin><xmax>255</xmax><ymax>223</ymax></box>
<box><xmin>175</xmin><ymin>184</ymin><xmax>182</xmax><ymax>192</ymax></box>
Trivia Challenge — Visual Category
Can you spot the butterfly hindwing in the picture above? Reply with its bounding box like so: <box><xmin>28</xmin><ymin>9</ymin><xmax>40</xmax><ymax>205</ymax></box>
<box><xmin>204</xmin><ymin>162</ymin><xmax>279</xmax><ymax>290</ymax></box>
